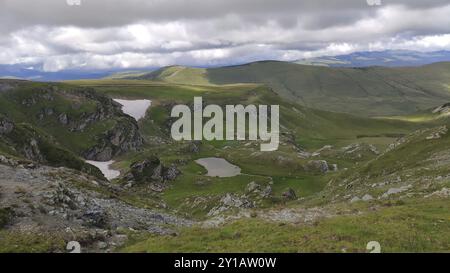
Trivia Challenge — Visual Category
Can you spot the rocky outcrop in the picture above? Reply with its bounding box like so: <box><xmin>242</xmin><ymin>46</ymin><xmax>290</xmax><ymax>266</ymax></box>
<box><xmin>1</xmin><ymin>116</ymin><xmax>44</xmax><ymax>162</ymax></box>
<box><xmin>432</xmin><ymin>103</ymin><xmax>450</xmax><ymax>115</ymax></box>
<box><xmin>246</xmin><ymin>181</ymin><xmax>272</xmax><ymax>198</ymax></box>
<box><xmin>306</xmin><ymin>160</ymin><xmax>329</xmax><ymax>173</ymax></box>
<box><xmin>83</xmin><ymin>117</ymin><xmax>144</xmax><ymax>161</ymax></box>
<box><xmin>282</xmin><ymin>188</ymin><xmax>297</xmax><ymax>200</ymax></box>
<box><xmin>0</xmin><ymin>162</ymin><xmax>192</xmax><ymax>251</ymax></box>
<box><xmin>426</xmin><ymin>125</ymin><xmax>448</xmax><ymax>140</ymax></box>
<box><xmin>124</xmin><ymin>156</ymin><xmax>181</xmax><ymax>185</ymax></box>
<box><xmin>1</xmin><ymin>81</ymin><xmax>144</xmax><ymax>162</ymax></box>
<box><xmin>0</xmin><ymin>116</ymin><xmax>14</xmax><ymax>134</ymax></box>
<box><xmin>22</xmin><ymin>138</ymin><xmax>44</xmax><ymax>162</ymax></box>
<box><xmin>0</xmin><ymin>118</ymin><xmax>104</xmax><ymax>179</ymax></box>
<box><xmin>207</xmin><ymin>193</ymin><xmax>254</xmax><ymax>217</ymax></box>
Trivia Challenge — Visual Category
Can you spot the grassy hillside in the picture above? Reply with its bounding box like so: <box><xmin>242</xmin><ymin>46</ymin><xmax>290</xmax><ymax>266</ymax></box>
<box><xmin>0</xmin><ymin>79</ymin><xmax>143</xmax><ymax>161</ymax></box>
<box><xmin>134</xmin><ymin>66</ymin><xmax>210</xmax><ymax>85</ymax></box>
<box><xmin>123</xmin><ymin>198</ymin><xmax>449</xmax><ymax>253</ymax></box>
<box><xmin>0</xmin><ymin>115</ymin><xmax>104</xmax><ymax>178</ymax></box>
<box><xmin>130</xmin><ymin>61</ymin><xmax>450</xmax><ymax>116</ymax></box>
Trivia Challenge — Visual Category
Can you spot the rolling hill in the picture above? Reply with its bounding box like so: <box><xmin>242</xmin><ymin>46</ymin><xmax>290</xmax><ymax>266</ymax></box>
<box><xmin>294</xmin><ymin>50</ymin><xmax>450</xmax><ymax>67</ymax></box>
<box><xmin>130</xmin><ymin>61</ymin><xmax>450</xmax><ymax>117</ymax></box>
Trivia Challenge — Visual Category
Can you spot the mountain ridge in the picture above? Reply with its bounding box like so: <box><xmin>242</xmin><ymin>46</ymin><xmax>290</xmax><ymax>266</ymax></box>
<box><xmin>128</xmin><ymin>61</ymin><xmax>450</xmax><ymax>116</ymax></box>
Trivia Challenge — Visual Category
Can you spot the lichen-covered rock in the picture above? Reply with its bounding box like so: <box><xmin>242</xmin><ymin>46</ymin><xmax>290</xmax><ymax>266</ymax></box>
<box><xmin>306</xmin><ymin>160</ymin><xmax>329</xmax><ymax>173</ymax></box>
<box><xmin>246</xmin><ymin>181</ymin><xmax>261</xmax><ymax>193</ymax></box>
<box><xmin>163</xmin><ymin>165</ymin><xmax>181</xmax><ymax>181</ymax></box>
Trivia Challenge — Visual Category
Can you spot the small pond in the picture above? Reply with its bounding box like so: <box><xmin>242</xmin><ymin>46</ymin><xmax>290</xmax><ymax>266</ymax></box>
<box><xmin>113</xmin><ymin>99</ymin><xmax>151</xmax><ymax>121</ymax></box>
<box><xmin>195</xmin><ymin>157</ymin><xmax>241</xmax><ymax>177</ymax></box>
<box><xmin>86</xmin><ymin>160</ymin><xmax>120</xmax><ymax>180</ymax></box>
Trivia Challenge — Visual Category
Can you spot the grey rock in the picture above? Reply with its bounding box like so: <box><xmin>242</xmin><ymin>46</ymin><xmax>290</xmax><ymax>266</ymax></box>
<box><xmin>381</xmin><ymin>185</ymin><xmax>412</xmax><ymax>198</ymax></box>
<box><xmin>246</xmin><ymin>181</ymin><xmax>260</xmax><ymax>193</ymax></box>
<box><xmin>361</xmin><ymin>194</ymin><xmax>374</xmax><ymax>201</ymax></box>
<box><xmin>97</xmin><ymin>241</ymin><xmax>108</xmax><ymax>249</ymax></box>
<box><xmin>307</xmin><ymin>160</ymin><xmax>329</xmax><ymax>173</ymax></box>
<box><xmin>282</xmin><ymin>188</ymin><xmax>297</xmax><ymax>200</ymax></box>
<box><xmin>425</xmin><ymin>188</ymin><xmax>450</xmax><ymax>198</ymax></box>
<box><xmin>163</xmin><ymin>165</ymin><xmax>181</xmax><ymax>181</ymax></box>
<box><xmin>260</xmin><ymin>185</ymin><xmax>273</xmax><ymax>198</ymax></box>
<box><xmin>58</xmin><ymin>113</ymin><xmax>69</xmax><ymax>125</ymax></box>
<box><xmin>330</xmin><ymin>164</ymin><xmax>338</xmax><ymax>172</ymax></box>
<box><xmin>0</xmin><ymin>117</ymin><xmax>14</xmax><ymax>134</ymax></box>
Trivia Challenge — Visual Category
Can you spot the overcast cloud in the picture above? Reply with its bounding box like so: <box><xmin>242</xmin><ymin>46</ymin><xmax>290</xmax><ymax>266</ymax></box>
<box><xmin>1</xmin><ymin>0</ymin><xmax>450</xmax><ymax>72</ymax></box>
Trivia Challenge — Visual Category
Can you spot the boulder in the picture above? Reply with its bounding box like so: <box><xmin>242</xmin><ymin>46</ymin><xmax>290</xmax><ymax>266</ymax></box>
<box><xmin>361</xmin><ymin>194</ymin><xmax>374</xmax><ymax>201</ymax></box>
<box><xmin>282</xmin><ymin>188</ymin><xmax>297</xmax><ymax>200</ymax></box>
<box><xmin>246</xmin><ymin>181</ymin><xmax>261</xmax><ymax>193</ymax></box>
<box><xmin>381</xmin><ymin>184</ymin><xmax>412</xmax><ymax>198</ymax></box>
<box><xmin>260</xmin><ymin>185</ymin><xmax>273</xmax><ymax>198</ymax></box>
<box><xmin>82</xmin><ymin>209</ymin><xmax>109</xmax><ymax>228</ymax></box>
<box><xmin>307</xmin><ymin>160</ymin><xmax>329</xmax><ymax>173</ymax></box>
<box><xmin>130</xmin><ymin>156</ymin><xmax>162</xmax><ymax>182</ymax></box>
<box><xmin>127</xmin><ymin>157</ymin><xmax>180</xmax><ymax>183</ymax></box>
<box><xmin>0</xmin><ymin>117</ymin><xmax>14</xmax><ymax>134</ymax></box>
<box><xmin>162</xmin><ymin>165</ymin><xmax>181</xmax><ymax>181</ymax></box>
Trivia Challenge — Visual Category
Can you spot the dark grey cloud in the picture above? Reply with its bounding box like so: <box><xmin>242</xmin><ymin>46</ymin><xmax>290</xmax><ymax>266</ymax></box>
<box><xmin>0</xmin><ymin>0</ymin><xmax>450</xmax><ymax>71</ymax></box>
<box><xmin>1</xmin><ymin>0</ymin><xmax>449</xmax><ymax>30</ymax></box>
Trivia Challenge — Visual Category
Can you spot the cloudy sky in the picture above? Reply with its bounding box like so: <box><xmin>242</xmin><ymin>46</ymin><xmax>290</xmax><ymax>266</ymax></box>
<box><xmin>1</xmin><ymin>0</ymin><xmax>450</xmax><ymax>72</ymax></box>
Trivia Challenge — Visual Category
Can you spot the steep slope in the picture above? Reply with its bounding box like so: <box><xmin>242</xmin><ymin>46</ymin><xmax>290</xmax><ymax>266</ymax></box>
<box><xmin>0</xmin><ymin>80</ymin><xmax>143</xmax><ymax>161</ymax></box>
<box><xmin>0</xmin><ymin>114</ymin><xmax>103</xmax><ymax>178</ymax></box>
<box><xmin>323</xmin><ymin>124</ymin><xmax>450</xmax><ymax>205</ymax></box>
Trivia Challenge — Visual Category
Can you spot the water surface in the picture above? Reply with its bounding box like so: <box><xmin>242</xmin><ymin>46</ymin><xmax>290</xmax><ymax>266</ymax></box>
<box><xmin>86</xmin><ymin>160</ymin><xmax>120</xmax><ymax>180</ymax></box>
<box><xmin>113</xmin><ymin>99</ymin><xmax>151</xmax><ymax>121</ymax></box>
<box><xmin>195</xmin><ymin>157</ymin><xmax>241</xmax><ymax>177</ymax></box>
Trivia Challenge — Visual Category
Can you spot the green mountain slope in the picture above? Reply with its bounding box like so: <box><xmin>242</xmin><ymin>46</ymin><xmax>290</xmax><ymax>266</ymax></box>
<box><xmin>133</xmin><ymin>61</ymin><xmax>450</xmax><ymax>116</ymax></box>
<box><xmin>133</xmin><ymin>66</ymin><xmax>210</xmax><ymax>85</ymax></box>
<box><xmin>0</xmin><ymin>114</ymin><xmax>104</xmax><ymax>178</ymax></box>
<box><xmin>0</xmin><ymin>80</ymin><xmax>143</xmax><ymax>162</ymax></box>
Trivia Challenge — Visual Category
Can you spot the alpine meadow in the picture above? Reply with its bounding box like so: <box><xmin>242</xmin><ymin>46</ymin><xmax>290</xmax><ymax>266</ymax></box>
<box><xmin>0</xmin><ymin>0</ymin><xmax>449</xmax><ymax>257</ymax></box>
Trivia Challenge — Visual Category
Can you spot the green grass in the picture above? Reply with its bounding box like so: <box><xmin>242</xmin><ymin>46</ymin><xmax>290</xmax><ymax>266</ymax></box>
<box><xmin>128</xmin><ymin>61</ymin><xmax>450</xmax><ymax>116</ymax></box>
<box><xmin>122</xmin><ymin>198</ymin><xmax>450</xmax><ymax>253</ymax></box>
<box><xmin>0</xmin><ymin>230</ymin><xmax>65</xmax><ymax>253</ymax></box>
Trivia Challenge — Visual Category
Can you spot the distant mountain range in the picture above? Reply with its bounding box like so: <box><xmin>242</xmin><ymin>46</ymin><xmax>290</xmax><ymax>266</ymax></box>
<box><xmin>294</xmin><ymin>50</ymin><xmax>450</xmax><ymax>67</ymax></box>
<box><xmin>1</xmin><ymin>50</ymin><xmax>450</xmax><ymax>81</ymax></box>
<box><xmin>0</xmin><ymin>64</ymin><xmax>117</xmax><ymax>81</ymax></box>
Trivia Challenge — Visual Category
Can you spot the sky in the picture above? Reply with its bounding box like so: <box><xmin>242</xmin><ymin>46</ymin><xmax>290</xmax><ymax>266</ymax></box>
<box><xmin>1</xmin><ymin>0</ymin><xmax>450</xmax><ymax>72</ymax></box>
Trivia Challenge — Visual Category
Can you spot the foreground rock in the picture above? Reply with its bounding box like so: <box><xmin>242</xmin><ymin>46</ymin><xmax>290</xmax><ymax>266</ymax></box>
<box><xmin>0</xmin><ymin>160</ymin><xmax>192</xmax><ymax>251</ymax></box>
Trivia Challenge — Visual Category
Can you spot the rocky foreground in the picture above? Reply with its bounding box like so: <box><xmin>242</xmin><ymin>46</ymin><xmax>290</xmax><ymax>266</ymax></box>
<box><xmin>0</xmin><ymin>156</ymin><xmax>192</xmax><ymax>252</ymax></box>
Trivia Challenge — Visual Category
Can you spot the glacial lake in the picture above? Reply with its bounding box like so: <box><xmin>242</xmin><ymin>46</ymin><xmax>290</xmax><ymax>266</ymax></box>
<box><xmin>113</xmin><ymin>99</ymin><xmax>151</xmax><ymax>121</ymax></box>
<box><xmin>195</xmin><ymin>157</ymin><xmax>241</xmax><ymax>177</ymax></box>
<box><xmin>86</xmin><ymin>160</ymin><xmax>120</xmax><ymax>180</ymax></box>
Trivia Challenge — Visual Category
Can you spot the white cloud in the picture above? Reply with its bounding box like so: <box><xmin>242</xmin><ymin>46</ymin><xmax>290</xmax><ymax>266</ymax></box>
<box><xmin>1</xmin><ymin>1</ymin><xmax>450</xmax><ymax>71</ymax></box>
